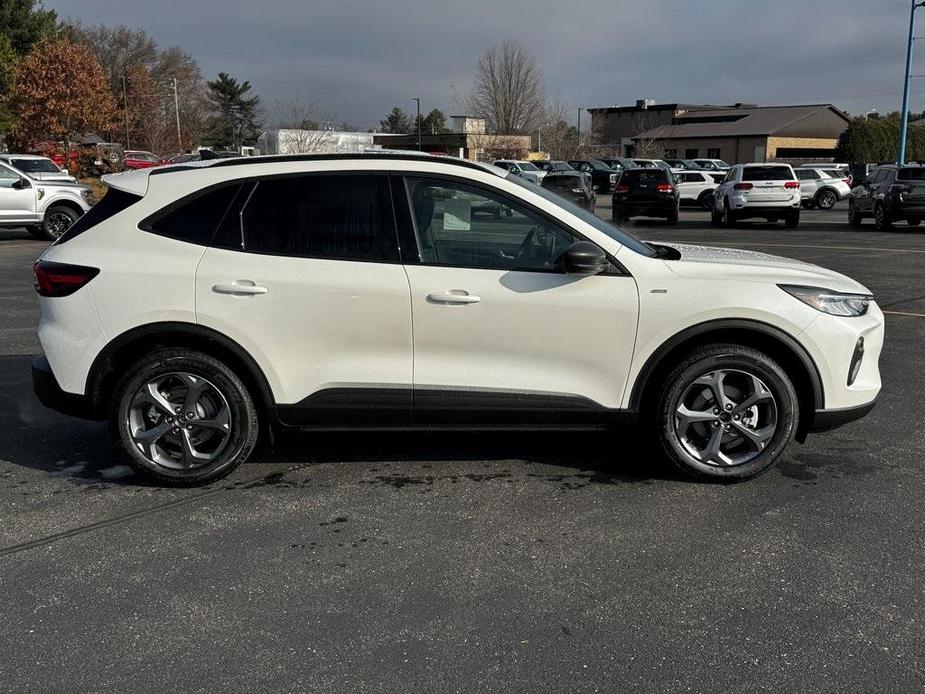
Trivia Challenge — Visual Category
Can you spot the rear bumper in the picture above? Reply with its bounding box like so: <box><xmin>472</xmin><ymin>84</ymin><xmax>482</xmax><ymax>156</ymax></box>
<box><xmin>890</xmin><ymin>203</ymin><xmax>925</xmax><ymax>218</ymax></box>
<box><xmin>809</xmin><ymin>400</ymin><xmax>876</xmax><ymax>432</ymax></box>
<box><xmin>731</xmin><ymin>205</ymin><xmax>799</xmax><ymax>218</ymax></box>
<box><xmin>32</xmin><ymin>355</ymin><xmax>98</xmax><ymax>420</ymax></box>
<box><xmin>612</xmin><ymin>200</ymin><xmax>677</xmax><ymax>218</ymax></box>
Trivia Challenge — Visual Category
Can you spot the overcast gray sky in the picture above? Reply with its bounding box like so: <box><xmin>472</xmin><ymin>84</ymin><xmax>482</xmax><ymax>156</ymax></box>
<box><xmin>47</xmin><ymin>0</ymin><xmax>916</xmax><ymax>127</ymax></box>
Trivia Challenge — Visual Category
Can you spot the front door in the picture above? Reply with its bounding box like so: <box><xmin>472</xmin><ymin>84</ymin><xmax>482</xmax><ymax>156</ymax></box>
<box><xmin>396</xmin><ymin>175</ymin><xmax>639</xmax><ymax>426</ymax></box>
<box><xmin>195</xmin><ymin>173</ymin><xmax>413</xmax><ymax>426</ymax></box>
<box><xmin>0</xmin><ymin>164</ymin><xmax>36</xmax><ymax>223</ymax></box>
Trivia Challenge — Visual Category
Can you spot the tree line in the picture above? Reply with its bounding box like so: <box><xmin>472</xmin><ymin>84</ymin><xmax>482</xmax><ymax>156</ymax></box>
<box><xmin>835</xmin><ymin>112</ymin><xmax>925</xmax><ymax>163</ymax></box>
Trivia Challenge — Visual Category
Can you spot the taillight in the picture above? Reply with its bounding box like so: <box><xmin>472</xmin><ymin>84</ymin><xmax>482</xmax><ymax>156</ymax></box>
<box><xmin>784</xmin><ymin>181</ymin><xmax>800</xmax><ymax>189</ymax></box>
<box><xmin>734</xmin><ymin>182</ymin><xmax>753</xmax><ymax>191</ymax></box>
<box><xmin>843</xmin><ymin>178</ymin><xmax>851</xmax><ymax>186</ymax></box>
<box><xmin>656</xmin><ymin>183</ymin><xmax>674</xmax><ymax>193</ymax></box>
<box><xmin>33</xmin><ymin>259</ymin><xmax>99</xmax><ymax>297</ymax></box>
<box><xmin>614</xmin><ymin>185</ymin><xmax>630</xmax><ymax>193</ymax></box>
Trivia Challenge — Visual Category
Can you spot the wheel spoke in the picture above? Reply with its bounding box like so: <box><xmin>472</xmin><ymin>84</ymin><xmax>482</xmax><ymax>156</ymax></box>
<box><xmin>194</xmin><ymin>405</ymin><xmax>231</xmax><ymax>432</ymax></box>
<box><xmin>734</xmin><ymin>374</ymin><xmax>774</xmax><ymax>413</ymax></box>
<box><xmin>179</xmin><ymin>428</ymin><xmax>212</xmax><ymax>467</ymax></box>
<box><xmin>131</xmin><ymin>381</ymin><xmax>177</xmax><ymax>416</ymax></box>
<box><xmin>694</xmin><ymin>371</ymin><xmax>731</xmax><ymax>410</ymax></box>
<box><xmin>732</xmin><ymin>421</ymin><xmax>775</xmax><ymax>450</ymax></box>
<box><xmin>132</xmin><ymin>421</ymin><xmax>171</xmax><ymax>458</ymax></box>
<box><xmin>179</xmin><ymin>373</ymin><xmax>209</xmax><ymax>415</ymax></box>
<box><xmin>701</xmin><ymin>425</ymin><xmax>726</xmax><ymax>465</ymax></box>
<box><xmin>676</xmin><ymin>404</ymin><xmax>716</xmax><ymax>434</ymax></box>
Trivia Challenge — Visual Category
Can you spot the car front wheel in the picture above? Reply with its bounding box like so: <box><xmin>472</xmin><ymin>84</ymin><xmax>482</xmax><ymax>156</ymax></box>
<box><xmin>111</xmin><ymin>348</ymin><xmax>259</xmax><ymax>486</ymax></box>
<box><xmin>42</xmin><ymin>205</ymin><xmax>81</xmax><ymax>241</ymax></box>
<box><xmin>656</xmin><ymin>344</ymin><xmax>798</xmax><ymax>481</ymax></box>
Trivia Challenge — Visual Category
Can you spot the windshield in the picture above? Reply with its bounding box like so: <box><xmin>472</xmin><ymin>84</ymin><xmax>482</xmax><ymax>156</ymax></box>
<box><xmin>9</xmin><ymin>158</ymin><xmax>61</xmax><ymax>174</ymax></box>
<box><xmin>518</xmin><ymin>162</ymin><xmax>540</xmax><ymax>171</ymax></box>
<box><xmin>713</xmin><ymin>160</ymin><xmax>730</xmax><ymax>168</ymax></box>
<box><xmin>589</xmin><ymin>160</ymin><xmax>612</xmax><ymax>171</ymax></box>
<box><xmin>508</xmin><ymin>174</ymin><xmax>656</xmax><ymax>257</ymax></box>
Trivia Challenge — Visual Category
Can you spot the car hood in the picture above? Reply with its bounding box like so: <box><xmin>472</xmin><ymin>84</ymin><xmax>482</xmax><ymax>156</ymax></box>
<box><xmin>656</xmin><ymin>242</ymin><xmax>872</xmax><ymax>294</ymax></box>
<box><xmin>29</xmin><ymin>172</ymin><xmax>76</xmax><ymax>182</ymax></box>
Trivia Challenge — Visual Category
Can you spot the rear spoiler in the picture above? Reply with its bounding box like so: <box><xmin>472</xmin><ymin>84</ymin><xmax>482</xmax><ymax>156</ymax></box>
<box><xmin>100</xmin><ymin>168</ymin><xmax>152</xmax><ymax>197</ymax></box>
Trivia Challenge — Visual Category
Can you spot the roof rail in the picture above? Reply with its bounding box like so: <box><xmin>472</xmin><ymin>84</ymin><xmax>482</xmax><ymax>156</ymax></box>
<box><xmin>149</xmin><ymin>151</ymin><xmax>498</xmax><ymax>177</ymax></box>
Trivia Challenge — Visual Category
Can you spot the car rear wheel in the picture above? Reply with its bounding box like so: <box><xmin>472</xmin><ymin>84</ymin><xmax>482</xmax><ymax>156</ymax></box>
<box><xmin>722</xmin><ymin>199</ymin><xmax>736</xmax><ymax>227</ymax></box>
<box><xmin>874</xmin><ymin>204</ymin><xmax>892</xmax><ymax>231</ymax></box>
<box><xmin>41</xmin><ymin>205</ymin><xmax>80</xmax><ymax>241</ymax></box>
<box><xmin>111</xmin><ymin>349</ymin><xmax>259</xmax><ymax>486</ymax></box>
<box><xmin>656</xmin><ymin>344</ymin><xmax>798</xmax><ymax>482</ymax></box>
<box><xmin>698</xmin><ymin>191</ymin><xmax>714</xmax><ymax>210</ymax></box>
<box><xmin>848</xmin><ymin>202</ymin><xmax>863</xmax><ymax>226</ymax></box>
<box><xmin>816</xmin><ymin>189</ymin><xmax>837</xmax><ymax>210</ymax></box>
<box><xmin>784</xmin><ymin>210</ymin><xmax>800</xmax><ymax>228</ymax></box>
<box><xmin>666</xmin><ymin>207</ymin><xmax>679</xmax><ymax>225</ymax></box>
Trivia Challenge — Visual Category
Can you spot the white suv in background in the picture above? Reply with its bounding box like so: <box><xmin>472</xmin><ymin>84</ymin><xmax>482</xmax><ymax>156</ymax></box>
<box><xmin>492</xmin><ymin>160</ymin><xmax>545</xmax><ymax>184</ymax></box>
<box><xmin>0</xmin><ymin>154</ymin><xmax>77</xmax><ymax>182</ymax></box>
<box><xmin>712</xmin><ymin>163</ymin><xmax>802</xmax><ymax>227</ymax></box>
<box><xmin>32</xmin><ymin>153</ymin><xmax>882</xmax><ymax>486</ymax></box>
<box><xmin>0</xmin><ymin>160</ymin><xmax>92</xmax><ymax>240</ymax></box>
<box><xmin>794</xmin><ymin>167</ymin><xmax>851</xmax><ymax>210</ymax></box>
<box><xmin>675</xmin><ymin>170</ymin><xmax>720</xmax><ymax>209</ymax></box>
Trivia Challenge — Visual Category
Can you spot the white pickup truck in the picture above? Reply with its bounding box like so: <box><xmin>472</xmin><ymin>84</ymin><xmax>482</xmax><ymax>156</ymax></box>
<box><xmin>0</xmin><ymin>159</ymin><xmax>92</xmax><ymax>240</ymax></box>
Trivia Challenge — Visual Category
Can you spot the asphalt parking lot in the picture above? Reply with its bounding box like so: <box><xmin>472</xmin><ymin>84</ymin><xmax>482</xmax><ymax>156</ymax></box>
<box><xmin>1</xmin><ymin>201</ymin><xmax>924</xmax><ymax>693</ymax></box>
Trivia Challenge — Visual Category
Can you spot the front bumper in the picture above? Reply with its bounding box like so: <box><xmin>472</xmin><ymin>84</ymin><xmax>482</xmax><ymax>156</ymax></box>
<box><xmin>32</xmin><ymin>355</ymin><xmax>97</xmax><ymax>420</ymax></box>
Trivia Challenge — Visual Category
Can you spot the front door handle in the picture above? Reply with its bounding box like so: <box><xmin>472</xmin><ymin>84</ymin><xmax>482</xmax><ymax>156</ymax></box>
<box><xmin>212</xmin><ymin>280</ymin><xmax>268</xmax><ymax>296</ymax></box>
<box><xmin>427</xmin><ymin>290</ymin><xmax>481</xmax><ymax>305</ymax></box>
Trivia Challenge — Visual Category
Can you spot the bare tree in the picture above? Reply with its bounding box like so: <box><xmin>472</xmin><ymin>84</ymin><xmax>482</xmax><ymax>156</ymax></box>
<box><xmin>271</xmin><ymin>99</ymin><xmax>333</xmax><ymax>152</ymax></box>
<box><xmin>468</xmin><ymin>39</ymin><xmax>545</xmax><ymax>135</ymax></box>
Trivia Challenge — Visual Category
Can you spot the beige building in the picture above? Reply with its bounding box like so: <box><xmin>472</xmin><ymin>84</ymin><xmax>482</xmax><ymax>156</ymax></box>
<box><xmin>588</xmin><ymin>101</ymin><xmax>851</xmax><ymax>164</ymax></box>
<box><xmin>374</xmin><ymin>116</ymin><xmax>531</xmax><ymax>162</ymax></box>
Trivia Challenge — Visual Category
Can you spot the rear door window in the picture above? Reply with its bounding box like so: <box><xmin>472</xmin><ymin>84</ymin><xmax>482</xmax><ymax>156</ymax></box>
<box><xmin>742</xmin><ymin>166</ymin><xmax>793</xmax><ymax>181</ymax></box>
<box><xmin>240</xmin><ymin>174</ymin><xmax>398</xmax><ymax>262</ymax></box>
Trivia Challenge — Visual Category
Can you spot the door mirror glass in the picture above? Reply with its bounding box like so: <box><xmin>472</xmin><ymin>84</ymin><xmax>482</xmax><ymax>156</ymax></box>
<box><xmin>556</xmin><ymin>241</ymin><xmax>609</xmax><ymax>275</ymax></box>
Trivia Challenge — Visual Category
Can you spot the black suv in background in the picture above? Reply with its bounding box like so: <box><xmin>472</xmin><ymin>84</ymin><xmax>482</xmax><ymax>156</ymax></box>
<box><xmin>849</xmin><ymin>164</ymin><xmax>925</xmax><ymax>230</ymax></box>
<box><xmin>540</xmin><ymin>170</ymin><xmax>595</xmax><ymax>210</ymax></box>
<box><xmin>567</xmin><ymin>160</ymin><xmax>618</xmax><ymax>193</ymax></box>
<box><xmin>533</xmin><ymin>160</ymin><xmax>574</xmax><ymax>174</ymax></box>
<box><xmin>612</xmin><ymin>167</ymin><xmax>680</xmax><ymax>224</ymax></box>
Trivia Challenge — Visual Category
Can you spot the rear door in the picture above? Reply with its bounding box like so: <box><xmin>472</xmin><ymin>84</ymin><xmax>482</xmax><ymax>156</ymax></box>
<box><xmin>194</xmin><ymin>172</ymin><xmax>413</xmax><ymax>425</ymax></box>
<box><xmin>395</xmin><ymin>174</ymin><xmax>638</xmax><ymax>424</ymax></box>
<box><xmin>855</xmin><ymin>168</ymin><xmax>881</xmax><ymax>213</ymax></box>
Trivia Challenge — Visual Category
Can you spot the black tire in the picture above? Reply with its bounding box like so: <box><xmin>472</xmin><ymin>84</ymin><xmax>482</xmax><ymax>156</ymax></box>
<box><xmin>655</xmin><ymin>344</ymin><xmax>799</xmax><ymax>482</ymax></box>
<box><xmin>784</xmin><ymin>210</ymin><xmax>800</xmax><ymax>228</ymax></box>
<box><xmin>848</xmin><ymin>202</ymin><xmax>863</xmax><ymax>226</ymax></box>
<box><xmin>815</xmin><ymin>189</ymin><xmax>837</xmax><ymax>210</ymax></box>
<box><xmin>908</xmin><ymin>217</ymin><xmax>921</xmax><ymax>227</ymax></box>
<box><xmin>710</xmin><ymin>203</ymin><xmax>722</xmax><ymax>227</ymax></box>
<box><xmin>42</xmin><ymin>204</ymin><xmax>81</xmax><ymax>241</ymax></box>
<box><xmin>698</xmin><ymin>191</ymin><xmax>714</xmax><ymax>210</ymax></box>
<box><xmin>722</xmin><ymin>199</ymin><xmax>736</xmax><ymax>227</ymax></box>
<box><xmin>801</xmin><ymin>200</ymin><xmax>817</xmax><ymax>210</ymax></box>
<box><xmin>110</xmin><ymin>348</ymin><xmax>259</xmax><ymax>486</ymax></box>
<box><xmin>666</xmin><ymin>207</ymin><xmax>679</xmax><ymax>225</ymax></box>
<box><xmin>873</xmin><ymin>204</ymin><xmax>892</xmax><ymax>231</ymax></box>
<box><xmin>26</xmin><ymin>225</ymin><xmax>46</xmax><ymax>239</ymax></box>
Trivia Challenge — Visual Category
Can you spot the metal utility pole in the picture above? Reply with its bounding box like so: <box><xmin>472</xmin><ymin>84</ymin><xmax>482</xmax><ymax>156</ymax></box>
<box><xmin>121</xmin><ymin>75</ymin><xmax>130</xmax><ymax>148</ymax></box>
<box><xmin>899</xmin><ymin>1</ymin><xmax>925</xmax><ymax>164</ymax></box>
<box><xmin>172</xmin><ymin>78</ymin><xmax>182</xmax><ymax>151</ymax></box>
<box><xmin>412</xmin><ymin>97</ymin><xmax>421</xmax><ymax>150</ymax></box>
<box><xmin>576</xmin><ymin>108</ymin><xmax>581</xmax><ymax>148</ymax></box>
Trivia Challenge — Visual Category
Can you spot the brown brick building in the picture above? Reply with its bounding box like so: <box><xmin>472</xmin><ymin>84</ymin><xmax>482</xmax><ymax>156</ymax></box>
<box><xmin>588</xmin><ymin>101</ymin><xmax>851</xmax><ymax>164</ymax></box>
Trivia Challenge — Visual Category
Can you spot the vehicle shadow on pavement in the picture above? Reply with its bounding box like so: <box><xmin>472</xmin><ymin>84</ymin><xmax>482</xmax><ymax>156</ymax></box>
<box><xmin>0</xmin><ymin>354</ymin><xmax>684</xmax><ymax>488</ymax></box>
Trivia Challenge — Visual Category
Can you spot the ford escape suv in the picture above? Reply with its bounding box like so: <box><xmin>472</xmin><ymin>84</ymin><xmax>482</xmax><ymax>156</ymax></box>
<box><xmin>32</xmin><ymin>153</ymin><xmax>883</xmax><ymax>485</ymax></box>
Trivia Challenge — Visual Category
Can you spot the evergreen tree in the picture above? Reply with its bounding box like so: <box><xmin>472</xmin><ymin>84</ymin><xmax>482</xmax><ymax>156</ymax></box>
<box><xmin>205</xmin><ymin>72</ymin><xmax>261</xmax><ymax>150</ymax></box>
<box><xmin>379</xmin><ymin>106</ymin><xmax>410</xmax><ymax>134</ymax></box>
<box><xmin>0</xmin><ymin>0</ymin><xmax>56</xmax><ymax>55</ymax></box>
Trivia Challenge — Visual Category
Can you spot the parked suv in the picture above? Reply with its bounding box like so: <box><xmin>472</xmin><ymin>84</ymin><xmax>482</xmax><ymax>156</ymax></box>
<box><xmin>712</xmin><ymin>163</ymin><xmax>801</xmax><ymax>227</ymax></box>
<box><xmin>0</xmin><ymin>160</ymin><xmax>92</xmax><ymax>240</ymax></box>
<box><xmin>794</xmin><ymin>167</ymin><xmax>851</xmax><ymax>209</ymax></box>
<box><xmin>533</xmin><ymin>160</ymin><xmax>574</xmax><ymax>174</ymax></box>
<box><xmin>848</xmin><ymin>164</ymin><xmax>925</xmax><ymax>230</ymax></box>
<box><xmin>32</xmin><ymin>153</ymin><xmax>882</xmax><ymax>486</ymax></box>
<box><xmin>567</xmin><ymin>160</ymin><xmax>618</xmax><ymax>193</ymax></box>
<box><xmin>693</xmin><ymin>158</ymin><xmax>730</xmax><ymax>172</ymax></box>
<box><xmin>676</xmin><ymin>170</ymin><xmax>719</xmax><ymax>209</ymax></box>
<box><xmin>0</xmin><ymin>154</ymin><xmax>77</xmax><ymax>182</ymax></box>
<box><xmin>540</xmin><ymin>170</ymin><xmax>595</xmax><ymax>210</ymax></box>
<box><xmin>612</xmin><ymin>167</ymin><xmax>680</xmax><ymax>223</ymax></box>
<box><xmin>492</xmin><ymin>160</ymin><xmax>545</xmax><ymax>184</ymax></box>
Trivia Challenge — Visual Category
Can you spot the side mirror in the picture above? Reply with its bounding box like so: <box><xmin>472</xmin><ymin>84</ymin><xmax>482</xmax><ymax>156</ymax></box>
<box><xmin>60</xmin><ymin>168</ymin><xmax>69</xmax><ymax>175</ymax></box>
<box><xmin>557</xmin><ymin>241</ymin><xmax>609</xmax><ymax>275</ymax></box>
<box><xmin>12</xmin><ymin>177</ymin><xmax>30</xmax><ymax>190</ymax></box>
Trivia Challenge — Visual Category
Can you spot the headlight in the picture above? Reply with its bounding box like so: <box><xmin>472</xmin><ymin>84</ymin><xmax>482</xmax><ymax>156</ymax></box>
<box><xmin>779</xmin><ymin>284</ymin><xmax>872</xmax><ymax>317</ymax></box>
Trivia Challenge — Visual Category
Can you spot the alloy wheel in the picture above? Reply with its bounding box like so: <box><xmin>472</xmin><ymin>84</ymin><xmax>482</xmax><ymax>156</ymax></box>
<box><xmin>126</xmin><ymin>372</ymin><xmax>232</xmax><ymax>470</ymax></box>
<box><xmin>818</xmin><ymin>191</ymin><xmax>836</xmax><ymax>209</ymax></box>
<box><xmin>46</xmin><ymin>212</ymin><xmax>74</xmax><ymax>238</ymax></box>
<box><xmin>673</xmin><ymin>369</ymin><xmax>778</xmax><ymax>467</ymax></box>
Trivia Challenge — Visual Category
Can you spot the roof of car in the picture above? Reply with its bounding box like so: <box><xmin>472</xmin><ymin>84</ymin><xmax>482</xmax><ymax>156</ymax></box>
<box><xmin>0</xmin><ymin>153</ymin><xmax>51</xmax><ymax>160</ymax></box>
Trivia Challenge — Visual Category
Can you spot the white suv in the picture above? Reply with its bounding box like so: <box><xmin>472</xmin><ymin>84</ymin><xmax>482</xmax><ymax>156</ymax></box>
<box><xmin>675</xmin><ymin>170</ymin><xmax>720</xmax><ymax>209</ymax></box>
<box><xmin>32</xmin><ymin>153</ymin><xmax>883</xmax><ymax>485</ymax></box>
<box><xmin>712</xmin><ymin>163</ymin><xmax>802</xmax><ymax>227</ymax></box>
<box><xmin>794</xmin><ymin>167</ymin><xmax>851</xmax><ymax>210</ymax></box>
<box><xmin>492</xmin><ymin>160</ymin><xmax>545</xmax><ymax>185</ymax></box>
<box><xmin>0</xmin><ymin>160</ymin><xmax>92</xmax><ymax>240</ymax></box>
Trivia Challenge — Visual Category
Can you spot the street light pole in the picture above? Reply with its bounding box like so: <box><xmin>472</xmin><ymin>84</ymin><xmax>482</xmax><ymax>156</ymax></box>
<box><xmin>172</xmin><ymin>78</ymin><xmax>182</xmax><ymax>151</ymax></box>
<box><xmin>412</xmin><ymin>97</ymin><xmax>421</xmax><ymax>151</ymax></box>
<box><xmin>899</xmin><ymin>1</ymin><xmax>925</xmax><ymax>164</ymax></box>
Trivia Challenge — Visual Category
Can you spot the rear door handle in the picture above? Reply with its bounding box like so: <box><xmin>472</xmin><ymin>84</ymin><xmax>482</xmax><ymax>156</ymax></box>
<box><xmin>427</xmin><ymin>290</ymin><xmax>481</xmax><ymax>305</ymax></box>
<box><xmin>212</xmin><ymin>280</ymin><xmax>268</xmax><ymax>296</ymax></box>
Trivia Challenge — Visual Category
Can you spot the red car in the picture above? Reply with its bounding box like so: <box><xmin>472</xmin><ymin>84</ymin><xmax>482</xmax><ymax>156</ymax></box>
<box><xmin>124</xmin><ymin>150</ymin><xmax>168</xmax><ymax>169</ymax></box>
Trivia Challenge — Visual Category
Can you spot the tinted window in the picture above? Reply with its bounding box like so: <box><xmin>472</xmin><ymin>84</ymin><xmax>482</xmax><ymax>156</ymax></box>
<box><xmin>542</xmin><ymin>174</ymin><xmax>583</xmax><ymax>191</ymax></box>
<box><xmin>824</xmin><ymin>169</ymin><xmax>844</xmax><ymax>178</ymax></box>
<box><xmin>0</xmin><ymin>164</ymin><xmax>20</xmax><ymax>187</ymax></box>
<box><xmin>55</xmin><ymin>187</ymin><xmax>142</xmax><ymax>245</ymax></box>
<box><xmin>796</xmin><ymin>170</ymin><xmax>819</xmax><ymax>180</ymax></box>
<box><xmin>899</xmin><ymin>168</ymin><xmax>925</xmax><ymax>181</ymax></box>
<box><xmin>742</xmin><ymin>166</ymin><xmax>793</xmax><ymax>181</ymax></box>
<box><xmin>621</xmin><ymin>170</ymin><xmax>669</xmax><ymax>188</ymax></box>
<box><xmin>242</xmin><ymin>175</ymin><xmax>396</xmax><ymax>261</ymax></box>
<box><xmin>146</xmin><ymin>184</ymin><xmax>242</xmax><ymax>245</ymax></box>
<box><xmin>9</xmin><ymin>158</ymin><xmax>60</xmax><ymax>174</ymax></box>
<box><xmin>405</xmin><ymin>177</ymin><xmax>577</xmax><ymax>272</ymax></box>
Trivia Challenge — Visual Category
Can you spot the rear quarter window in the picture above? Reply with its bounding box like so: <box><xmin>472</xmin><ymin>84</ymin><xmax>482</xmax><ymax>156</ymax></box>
<box><xmin>54</xmin><ymin>188</ymin><xmax>142</xmax><ymax>245</ymax></box>
<box><xmin>141</xmin><ymin>183</ymin><xmax>243</xmax><ymax>246</ymax></box>
<box><xmin>741</xmin><ymin>166</ymin><xmax>793</xmax><ymax>181</ymax></box>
